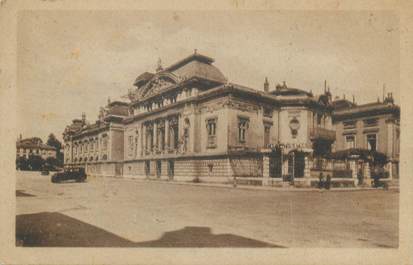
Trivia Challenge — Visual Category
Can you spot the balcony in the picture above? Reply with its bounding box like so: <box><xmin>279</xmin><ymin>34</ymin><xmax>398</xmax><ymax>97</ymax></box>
<box><xmin>310</xmin><ymin>127</ymin><xmax>336</xmax><ymax>142</ymax></box>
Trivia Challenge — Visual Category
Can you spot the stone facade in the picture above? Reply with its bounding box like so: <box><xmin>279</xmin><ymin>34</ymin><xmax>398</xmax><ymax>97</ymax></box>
<box><xmin>62</xmin><ymin>52</ymin><xmax>400</xmax><ymax>187</ymax></box>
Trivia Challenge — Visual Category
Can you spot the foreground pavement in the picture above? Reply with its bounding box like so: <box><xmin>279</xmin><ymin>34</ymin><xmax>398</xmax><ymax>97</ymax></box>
<box><xmin>16</xmin><ymin>171</ymin><xmax>399</xmax><ymax>248</ymax></box>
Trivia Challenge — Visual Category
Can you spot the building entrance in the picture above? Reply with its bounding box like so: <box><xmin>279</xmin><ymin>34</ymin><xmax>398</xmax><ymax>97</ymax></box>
<box><xmin>167</xmin><ymin>160</ymin><xmax>174</xmax><ymax>180</ymax></box>
<box><xmin>269</xmin><ymin>150</ymin><xmax>282</xmax><ymax>178</ymax></box>
<box><xmin>156</xmin><ymin>160</ymin><xmax>162</xmax><ymax>178</ymax></box>
<box><xmin>287</xmin><ymin>151</ymin><xmax>305</xmax><ymax>182</ymax></box>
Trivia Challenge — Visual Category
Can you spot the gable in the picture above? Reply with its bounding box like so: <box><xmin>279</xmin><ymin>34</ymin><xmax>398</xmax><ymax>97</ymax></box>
<box><xmin>138</xmin><ymin>73</ymin><xmax>180</xmax><ymax>99</ymax></box>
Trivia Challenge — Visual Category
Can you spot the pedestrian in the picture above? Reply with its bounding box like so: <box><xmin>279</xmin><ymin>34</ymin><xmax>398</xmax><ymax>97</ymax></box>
<box><xmin>357</xmin><ymin>168</ymin><xmax>363</xmax><ymax>186</ymax></box>
<box><xmin>325</xmin><ymin>175</ymin><xmax>331</xmax><ymax>190</ymax></box>
<box><xmin>318</xmin><ymin>172</ymin><xmax>325</xmax><ymax>189</ymax></box>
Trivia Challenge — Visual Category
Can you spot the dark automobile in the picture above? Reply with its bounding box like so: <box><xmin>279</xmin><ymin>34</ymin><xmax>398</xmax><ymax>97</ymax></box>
<box><xmin>51</xmin><ymin>167</ymin><xmax>87</xmax><ymax>183</ymax></box>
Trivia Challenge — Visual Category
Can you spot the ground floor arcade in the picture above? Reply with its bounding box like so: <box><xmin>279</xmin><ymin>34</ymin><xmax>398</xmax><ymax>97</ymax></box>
<box><xmin>71</xmin><ymin>148</ymin><xmax>398</xmax><ymax>188</ymax></box>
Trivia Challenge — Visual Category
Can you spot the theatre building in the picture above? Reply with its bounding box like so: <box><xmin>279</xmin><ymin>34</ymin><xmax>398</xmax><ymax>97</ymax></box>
<box><xmin>63</xmin><ymin>52</ymin><xmax>400</xmax><ymax>187</ymax></box>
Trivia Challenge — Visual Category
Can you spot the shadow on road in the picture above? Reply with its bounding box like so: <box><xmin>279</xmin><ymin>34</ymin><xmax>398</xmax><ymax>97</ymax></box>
<box><xmin>16</xmin><ymin>190</ymin><xmax>36</xmax><ymax>197</ymax></box>
<box><xmin>16</xmin><ymin>212</ymin><xmax>281</xmax><ymax>248</ymax></box>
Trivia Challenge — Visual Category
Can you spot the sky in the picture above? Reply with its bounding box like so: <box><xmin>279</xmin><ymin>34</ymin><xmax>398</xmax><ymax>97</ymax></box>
<box><xmin>17</xmin><ymin>10</ymin><xmax>399</xmax><ymax>142</ymax></box>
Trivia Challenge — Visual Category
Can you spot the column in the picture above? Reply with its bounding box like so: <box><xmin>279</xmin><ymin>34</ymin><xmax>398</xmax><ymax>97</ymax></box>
<box><xmin>153</xmin><ymin>122</ymin><xmax>158</xmax><ymax>153</ymax></box>
<box><xmin>304</xmin><ymin>156</ymin><xmax>311</xmax><ymax>186</ymax></box>
<box><xmin>262</xmin><ymin>155</ymin><xmax>270</xmax><ymax>186</ymax></box>
<box><xmin>363</xmin><ymin>162</ymin><xmax>371</xmax><ymax>186</ymax></box>
<box><xmin>165</xmin><ymin>119</ymin><xmax>169</xmax><ymax>151</ymax></box>
<box><xmin>349</xmin><ymin>159</ymin><xmax>357</xmax><ymax>186</ymax></box>
<box><xmin>386</xmin><ymin>161</ymin><xmax>393</xmax><ymax>180</ymax></box>
<box><xmin>142</xmin><ymin>124</ymin><xmax>146</xmax><ymax>156</ymax></box>
<box><xmin>108</xmin><ymin>130</ymin><xmax>112</xmax><ymax>161</ymax></box>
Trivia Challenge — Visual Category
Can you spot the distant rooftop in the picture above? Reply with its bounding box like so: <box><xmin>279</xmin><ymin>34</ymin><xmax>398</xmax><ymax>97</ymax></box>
<box><xmin>17</xmin><ymin>138</ymin><xmax>56</xmax><ymax>150</ymax></box>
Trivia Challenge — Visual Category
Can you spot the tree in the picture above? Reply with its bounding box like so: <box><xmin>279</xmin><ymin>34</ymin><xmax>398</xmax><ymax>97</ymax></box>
<box><xmin>47</xmin><ymin>133</ymin><xmax>64</xmax><ymax>166</ymax></box>
<box><xmin>16</xmin><ymin>156</ymin><xmax>29</xmax><ymax>170</ymax></box>
<box><xmin>27</xmin><ymin>155</ymin><xmax>45</xmax><ymax>171</ymax></box>
<box><xmin>47</xmin><ymin>133</ymin><xmax>62</xmax><ymax>152</ymax></box>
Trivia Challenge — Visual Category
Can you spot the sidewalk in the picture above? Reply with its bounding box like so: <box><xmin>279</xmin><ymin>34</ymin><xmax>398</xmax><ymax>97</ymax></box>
<box><xmin>93</xmin><ymin>175</ymin><xmax>399</xmax><ymax>192</ymax></box>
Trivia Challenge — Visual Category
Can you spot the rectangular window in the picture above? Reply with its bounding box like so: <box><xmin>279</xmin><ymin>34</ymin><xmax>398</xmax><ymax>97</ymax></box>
<box><xmin>102</xmin><ymin>136</ymin><xmax>108</xmax><ymax>151</ymax></box>
<box><xmin>264</xmin><ymin>124</ymin><xmax>271</xmax><ymax>147</ymax></box>
<box><xmin>206</xmin><ymin>118</ymin><xmax>217</xmax><ymax>148</ymax></box>
<box><xmin>167</xmin><ymin>117</ymin><xmax>179</xmax><ymax>151</ymax></box>
<box><xmin>345</xmin><ymin>135</ymin><xmax>356</xmax><ymax>149</ymax></box>
<box><xmin>128</xmin><ymin>135</ymin><xmax>134</xmax><ymax>156</ymax></box>
<box><xmin>366</xmin><ymin>134</ymin><xmax>377</xmax><ymax>151</ymax></box>
<box><xmin>135</xmin><ymin>135</ymin><xmax>139</xmax><ymax>157</ymax></box>
<box><xmin>157</xmin><ymin>123</ymin><xmax>165</xmax><ymax>151</ymax></box>
<box><xmin>238</xmin><ymin>117</ymin><xmax>249</xmax><ymax>143</ymax></box>
<box><xmin>145</xmin><ymin>125</ymin><xmax>154</xmax><ymax>152</ymax></box>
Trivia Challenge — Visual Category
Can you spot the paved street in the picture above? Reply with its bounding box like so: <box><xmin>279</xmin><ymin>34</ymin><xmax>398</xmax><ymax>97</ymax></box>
<box><xmin>16</xmin><ymin>171</ymin><xmax>399</xmax><ymax>248</ymax></box>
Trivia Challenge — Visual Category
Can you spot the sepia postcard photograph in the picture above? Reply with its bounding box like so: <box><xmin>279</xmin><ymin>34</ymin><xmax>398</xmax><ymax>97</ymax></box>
<box><xmin>0</xmin><ymin>1</ymin><xmax>412</xmax><ymax>265</ymax></box>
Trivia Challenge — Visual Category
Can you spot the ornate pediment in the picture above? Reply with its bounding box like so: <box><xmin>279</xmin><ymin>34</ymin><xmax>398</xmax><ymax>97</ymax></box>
<box><xmin>138</xmin><ymin>72</ymin><xmax>180</xmax><ymax>99</ymax></box>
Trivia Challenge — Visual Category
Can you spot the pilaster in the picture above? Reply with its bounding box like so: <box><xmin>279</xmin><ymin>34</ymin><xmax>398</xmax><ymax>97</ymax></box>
<box><xmin>363</xmin><ymin>162</ymin><xmax>371</xmax><ymax>186</ymax></box>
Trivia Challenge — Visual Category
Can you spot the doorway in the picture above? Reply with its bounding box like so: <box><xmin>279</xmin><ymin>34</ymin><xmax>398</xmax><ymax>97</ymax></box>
<box><xmin>145</xmin><ymin>160</ymin><xmax>150</xmax><ymax>177</ymax></box>
<box><xmin>156</xmin><ymin>160</ymin><xmax>162</xmax><ymax>178</ymax></box>
<box><xmin>269</xmin><ymin>150</ymin><xmax>282</xmax><ymax>178</ymax></box>
<box><xmin>167</xmin><ymin>160</ymin><xmax>174</xmax><ymax>180</ymax></box>
<box><xmin>287</xmin><ymin>151</ymin><xmax>305</xmax><ymax>182</ymax></box>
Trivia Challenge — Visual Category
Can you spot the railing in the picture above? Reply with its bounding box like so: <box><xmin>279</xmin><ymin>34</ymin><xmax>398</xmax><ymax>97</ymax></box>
<box><xmin>310</xmin><ymin>127</ymin><xmax>336</xmax><ymax>141</ymax></box>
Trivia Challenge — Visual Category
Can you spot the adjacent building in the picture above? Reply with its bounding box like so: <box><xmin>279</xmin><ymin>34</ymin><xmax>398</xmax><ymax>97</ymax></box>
<box><xmin>16</xmin><ymin>136</ymin><xmax>57</xmax><ymax>160</ymax></box>
<box><xmin>333</xmin><ymin>94</ymin><xmax>400</xmax><ymax>179</ymax></box>
<box><xmin>62</xmin><ymin>52</ymin><xmax>400</xmax><ymax>187</ymax></box>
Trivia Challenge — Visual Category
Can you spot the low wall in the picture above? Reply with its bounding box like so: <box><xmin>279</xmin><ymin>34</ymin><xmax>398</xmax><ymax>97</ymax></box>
<box><xmin>85</xmin><ymin>162</ymin><xmax>118</xmax><ymax>177</ymax></box>
<box><xmin>122</xmin><ymin>157</ymin><xmax>234</xmax><ymax>183</ymax></box>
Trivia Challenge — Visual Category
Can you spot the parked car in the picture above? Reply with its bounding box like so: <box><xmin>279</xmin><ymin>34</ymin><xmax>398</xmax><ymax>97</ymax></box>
<box><xmin>51</xmin><ymin>167</ymin><xmax>86</xmax><ymax>183</ymax></box>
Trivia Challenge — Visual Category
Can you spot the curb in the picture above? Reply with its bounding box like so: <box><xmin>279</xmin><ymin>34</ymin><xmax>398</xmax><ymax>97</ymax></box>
<box><xmin>94</xmin><ymin>175</ymin><xmax>399</xmax><ymax>192</ymax></box>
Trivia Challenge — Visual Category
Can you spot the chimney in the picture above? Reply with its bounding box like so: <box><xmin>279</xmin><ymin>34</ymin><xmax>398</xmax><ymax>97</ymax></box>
<box><xmin>82</xmin><ymin>112</ymin><xmax>86</xmax><ymax>124</ymax></box>
<box><xmin>264</xmin><ymin>77</ymin><xmax>269</xmax><ymax>92</ymax></box>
